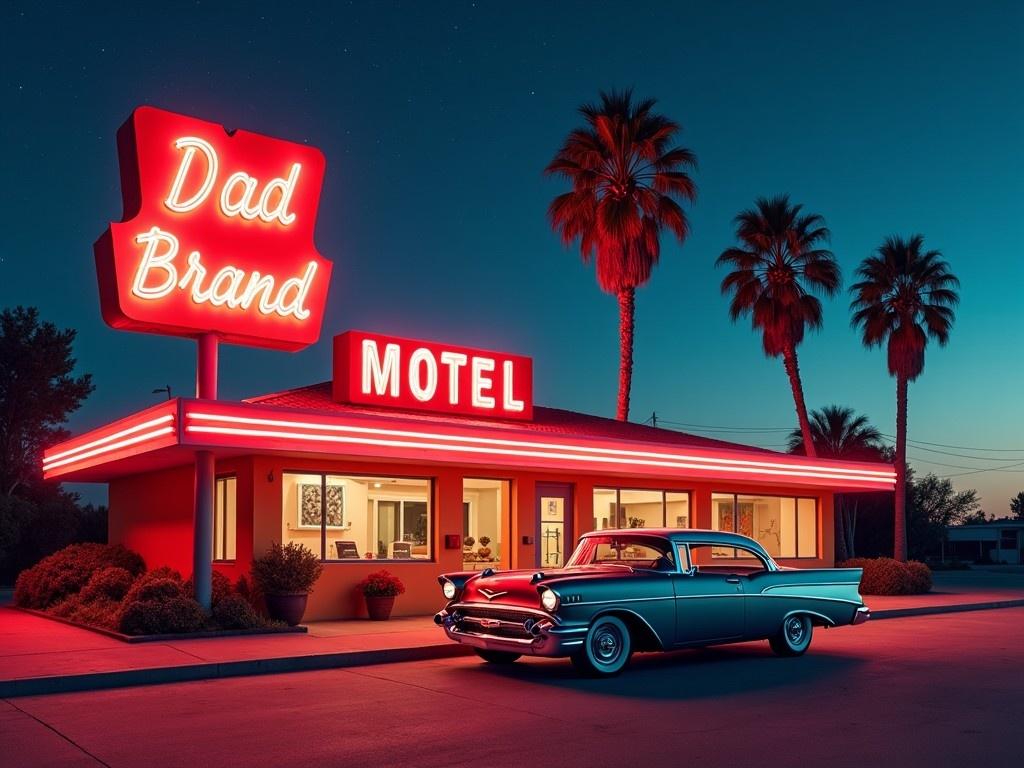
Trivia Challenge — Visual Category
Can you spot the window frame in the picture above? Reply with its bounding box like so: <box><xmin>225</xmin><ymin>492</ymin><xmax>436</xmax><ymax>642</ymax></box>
<box><xmin>282</xmin><ymin>469</ymin><xmax>436</xmax><ymax>564</ymax></box>
<box><xmin>213</xmin><ymin>474</ymin><xmax>237</xmax><ymax>563</ymax></box>
<box><xmin>710</xmin><ymin>491</ymin><xmax>820</xmax><ymax>560</ymax></box>
<box><xmin>593</xmin><ymin>487</ymin><xmax>693</xmax><ymax>530</ymax></box>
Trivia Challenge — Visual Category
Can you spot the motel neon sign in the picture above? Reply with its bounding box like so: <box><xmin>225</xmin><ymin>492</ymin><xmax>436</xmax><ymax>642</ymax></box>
<box><xmin>332</xmin><ymin>331</ymin><xmax>534</xmax><ymax>420</ymax></box>
<box><xmin>95</xmin><ymin>106</ymin><xmax>332</xmax><ymax>351</ymax></box>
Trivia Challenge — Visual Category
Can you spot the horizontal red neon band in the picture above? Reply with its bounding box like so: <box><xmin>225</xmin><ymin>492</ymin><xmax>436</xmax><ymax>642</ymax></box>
<box><xmin>43</xmin><ymin>415</ymin><xmax>176</xmax><ymax>466</ymax></box>
<box><xmin>185</xmin><ymin>411</ymin><xmax>895</xmax><ymax>483</ymax></box>
<box><xmin>185</xmin><ymin>419</ymin><xmax>895</xmax><ymax>486</ymax></box>
<box><xmin>43</xmin><ymin>425</ymin><xmax>176</xmax><ymax>471</ymax></box>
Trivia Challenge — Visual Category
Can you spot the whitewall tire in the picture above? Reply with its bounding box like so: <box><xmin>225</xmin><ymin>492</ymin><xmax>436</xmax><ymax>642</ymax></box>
<box><xmin>769</xmin><ymin>614</ymin><xmax>813</xmax><ymax>656</ymax></box>
<box><xmin>571</xmin><ymin>615</ymin><xmax>632</xmax><ymax>676</ymax></box>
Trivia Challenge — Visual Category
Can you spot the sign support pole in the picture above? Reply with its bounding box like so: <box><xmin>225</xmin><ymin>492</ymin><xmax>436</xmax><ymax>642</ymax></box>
<box><xmin>193</xmin><ymin>333</ymin><xmax>218</xmax><ymax>611</ymax></box>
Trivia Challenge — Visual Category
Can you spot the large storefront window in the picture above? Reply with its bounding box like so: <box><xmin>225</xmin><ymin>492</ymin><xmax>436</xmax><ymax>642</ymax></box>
<box><xmin>592</xmin><ymin>488</ymin><xmax>691</xmax><ymax>531</ymax></box>
<box><xmin>712</xmin><ymin>492</ymin><xmax>817</xmax><ymax>559</ymax></box>
<box><xmin>281</xmin><ymin>473</ymin><xmax>433</xmax><ymax>561</ymax></box>
<box><xmin>213</xmin><ymin>475</ymin><xmax>236</xmax><ymax>561</ymax></box>
<box><xmin>462</xmin><ymin>478</ymin><xmax>511</xmax><ymax>570</ymax></box>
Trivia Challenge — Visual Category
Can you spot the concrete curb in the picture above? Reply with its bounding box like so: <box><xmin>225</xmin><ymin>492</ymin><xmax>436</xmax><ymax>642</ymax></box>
<box><xmin>3</xmin><ymin>599</ymin><xmax>1023</xmax><ymax>699</ymax></box>
<box><xmin>869</xmin><ymin>598</ymin><xmax>1024</xmax><ymax>620</ymax></box>
<box><xmin>0</xmin><ymin>642</ymin><xmax>472</xmax><ymax>699</ymax></box>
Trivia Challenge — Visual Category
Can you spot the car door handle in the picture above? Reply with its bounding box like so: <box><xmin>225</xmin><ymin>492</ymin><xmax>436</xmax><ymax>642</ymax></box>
<box><xmin>725</xmin><ymin>576</ymin><xmax>741</xmax><ymax>584</ymax></box>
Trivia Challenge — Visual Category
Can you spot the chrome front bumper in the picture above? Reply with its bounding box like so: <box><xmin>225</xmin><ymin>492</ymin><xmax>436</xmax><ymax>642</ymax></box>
<box><xmin>852</xmin><ymin>605</ymin><xmax>870</xmax><ymax>625</ymax></box>
<box><xmin>434</xmin><ymin>608</ymin><xmax>587</xmax><ymax>657</ymax></box>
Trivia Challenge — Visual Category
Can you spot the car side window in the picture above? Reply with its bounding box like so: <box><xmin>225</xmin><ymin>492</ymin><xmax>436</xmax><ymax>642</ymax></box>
<box><xmin>687</xmin><ymin>543</ymin><xmax>771</xmax><ymax>575</ymax></box>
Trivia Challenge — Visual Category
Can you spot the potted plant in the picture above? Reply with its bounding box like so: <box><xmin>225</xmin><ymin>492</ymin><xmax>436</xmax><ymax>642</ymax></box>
<box><xmin>357</xmin><ymin>570</ymin><xmax>405</xmax><ymax>620</ymax></box>
<box><xmin>251</xmin><ymin>542</ymin><xmax>323</xmax><ymax>626</ymax></box>
<box><xmin>463</xmin><ymin>536</ymin><xmax>475</xmax><ymax>551</ymax></box>
<box><xmin>477</xmin><ymin>536</ymin><xmax>492</xmax><ymax>559</ymax></box>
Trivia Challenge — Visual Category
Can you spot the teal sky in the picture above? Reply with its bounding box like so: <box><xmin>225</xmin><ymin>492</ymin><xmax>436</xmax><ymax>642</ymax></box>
<box><xmin>1</xmin><ymin>1</ymin><xmax>1022</xmax><ymax>512</ymax></box>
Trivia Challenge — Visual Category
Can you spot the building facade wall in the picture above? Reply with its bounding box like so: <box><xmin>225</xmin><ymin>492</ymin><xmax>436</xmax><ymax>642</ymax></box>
<box><xmin>109</xmin><ymin>454</ymin><xmax>837</xmax><ymax>621</ymax></box>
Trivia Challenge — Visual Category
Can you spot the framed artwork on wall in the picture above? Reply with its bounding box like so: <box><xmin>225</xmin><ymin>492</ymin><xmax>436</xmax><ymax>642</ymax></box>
<box><xmin>298</xmin><ymin>482</ymin><xmax>346</xmax><ymax>529</ymax></box>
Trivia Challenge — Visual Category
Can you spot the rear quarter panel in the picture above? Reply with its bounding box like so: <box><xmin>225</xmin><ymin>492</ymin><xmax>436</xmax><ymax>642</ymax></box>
<box><xmin>744</xmin><ymin>567</ymin><xmax>864</xmax><ymax>637</ymax></box>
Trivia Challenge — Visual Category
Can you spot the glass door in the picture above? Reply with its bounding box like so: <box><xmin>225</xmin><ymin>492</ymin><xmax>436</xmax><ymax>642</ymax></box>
<box><xmin>536</xmin><ymin>483</ymin><xmax>573</xmax><ymax>567</ymax></box>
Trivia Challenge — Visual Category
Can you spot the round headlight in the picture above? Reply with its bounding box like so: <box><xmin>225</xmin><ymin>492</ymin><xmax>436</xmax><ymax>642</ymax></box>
<box><xmin>540</xmin><ymin>588</ymin><xmax>559</xmax><ymax>612</ymax></box>
<box><xmin>442</xmin><ymin>580</ymin><xmax>457</xmax><ymax>600</ymax></box>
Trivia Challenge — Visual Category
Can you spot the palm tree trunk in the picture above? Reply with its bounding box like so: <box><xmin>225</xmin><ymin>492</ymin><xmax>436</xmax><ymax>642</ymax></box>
<box><xmin>616</xmin><ymin>288</ymin><xmax>635</xmax><ymax>422</ymax></box>
<box><xmin>834</xmin><ymin>495</ymin><xmax>849</xmax><ymax>562</ymax></box>
<box><xmin>781</xmin><ymin>345</ymin><xmax>817</xmax><ymax>458</ymax></box>
<box><xmin>894</xmin><ymin>374</ymin><xmax>909</xmax><ymax>561</ymax></box>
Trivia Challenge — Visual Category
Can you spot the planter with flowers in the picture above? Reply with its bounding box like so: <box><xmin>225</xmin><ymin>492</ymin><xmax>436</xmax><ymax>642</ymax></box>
<box><xmin>477</xmin><ymin>536</ymin><xmax>492</xmax><ymax>560</ymax></box>
<box><xmin>251</xmin><ymin>542</ymin><xmax>323</xmax><ymax>626</ymax></box>
<box><xmin>357</xmin><ymin>570</ymin><xmax>406</xmax><ymax>620</ymax></box>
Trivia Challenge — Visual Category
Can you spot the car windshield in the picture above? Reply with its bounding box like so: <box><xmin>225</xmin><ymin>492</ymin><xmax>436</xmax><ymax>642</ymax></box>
<box><xmin>566</xmin><ymin>535</ymin><xmax>675</xmax><ymax>571</ymax></box>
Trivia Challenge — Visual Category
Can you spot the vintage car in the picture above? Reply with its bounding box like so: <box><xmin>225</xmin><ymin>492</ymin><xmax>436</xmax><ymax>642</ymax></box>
<box><xmin>434</xmin><ymin>528</ymin><xmax>869</xmax><ymax>676</ymax></box>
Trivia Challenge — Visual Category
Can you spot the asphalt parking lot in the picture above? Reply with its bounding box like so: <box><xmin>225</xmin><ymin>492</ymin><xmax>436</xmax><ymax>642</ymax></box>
<box><xmin>2</xmin><ymin>607</ymin><xmax>1022</xmax><ymax>768</ymax></box>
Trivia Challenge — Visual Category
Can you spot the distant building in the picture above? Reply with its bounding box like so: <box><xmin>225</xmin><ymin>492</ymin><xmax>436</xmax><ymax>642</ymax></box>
<box><xmin>946</xmin><ymin>520</ymin><xmax>1024</xmax><ymax>564</ymax></box>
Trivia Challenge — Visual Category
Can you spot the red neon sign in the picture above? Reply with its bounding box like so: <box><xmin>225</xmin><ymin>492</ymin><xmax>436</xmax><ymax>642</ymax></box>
<box><xmin>94</xmin><ymin>106</ymin><xmax>332</xmax><ymax>351</ymax></box>
<box><xmin>332</xmin><ymin>331</ymin><xmax>534</xmax><ymax>420</ymax></box>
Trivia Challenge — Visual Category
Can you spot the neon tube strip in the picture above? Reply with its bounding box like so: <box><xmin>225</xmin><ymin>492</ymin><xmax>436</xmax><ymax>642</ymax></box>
<box><xmin>43</xmin><ymin>415</ymin><xmax>175</xmax><ymax>466</ymax></box>
<box><xmin>185</xmin><ymin>421</ymin><xmax>894</xmax><ymax>486</ymax></box>
<box><xmin>186</xmin><ymin>411</ymin><xmax>895</xmax><ymax>483</ymax></box>
<box><xmin>44</xmin><ymin>425</ymin><xmax>176</xmax><ymax>471</ymax></box>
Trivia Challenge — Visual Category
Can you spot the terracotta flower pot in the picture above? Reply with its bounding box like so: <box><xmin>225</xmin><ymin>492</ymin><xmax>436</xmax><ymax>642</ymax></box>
<box><xmin>365</xmin><ymin>595</ymin><xmax>396</xmax><ymax>621</ymax></box>
<box><xmin>264</xmin><ymin>591</ymin><xmax>308</xmax><ymax>626</ymax></box>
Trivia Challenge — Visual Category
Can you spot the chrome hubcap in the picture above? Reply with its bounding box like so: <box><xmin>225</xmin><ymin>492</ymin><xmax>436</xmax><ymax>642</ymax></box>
<box><xmin>786</xmin><ymin>617</ymin><xmax>805</xmax><ymax>645</ymax></box>
<box><xmin>592</xmin><ymin>626</ymin><xmax>622</xmax><ymax>664</ymax></box>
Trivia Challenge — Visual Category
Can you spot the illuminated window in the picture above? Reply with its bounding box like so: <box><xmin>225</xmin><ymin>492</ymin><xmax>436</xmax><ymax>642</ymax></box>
<box><xmin>462</xmin><ymin>479</ymin><xmax>511</xmax><ymax>570</ymax></box>
<box><xmin>281</xmin><ymin>473</ymin><xmax>433</xmax><ymax>561</ymax></box>
<box><xmin>592</xmin><ymin>488</ymin><xmax>691</xmax><ymax>531</ymax></box>
<box><xmin>213</xmin><ymin>476</ymin><xmax>236</xmax><ymax>561</ymax></box>
<box><xmin>711</xmin><ymin>493</ymin><xmax>818</xmax><ymax>559</ymax></box>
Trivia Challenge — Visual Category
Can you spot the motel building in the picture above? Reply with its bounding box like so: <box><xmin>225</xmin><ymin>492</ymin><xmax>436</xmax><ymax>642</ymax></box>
<box><xmin>43</xmin><ymin>330</ymin><xmax>897</xmax><ymax>620</ymax></box>
<box><xmin>42</xmin><ymin>105</ymin><xmax>897</xmax><ymax>620</ymax></box>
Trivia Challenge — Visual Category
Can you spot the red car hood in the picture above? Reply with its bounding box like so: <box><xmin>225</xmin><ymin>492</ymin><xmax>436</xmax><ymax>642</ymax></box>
<box><xmin>460</xmin><ymin>565</ymin><xmax>633</xmax><ymax>609</ymax></box>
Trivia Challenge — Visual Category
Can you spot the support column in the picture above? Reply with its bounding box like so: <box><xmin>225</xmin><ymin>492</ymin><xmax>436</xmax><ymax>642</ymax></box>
<box><xmin>193</xmin><ymin>333</ymin><xmax>218</xmax><ymax>611</ymax></box>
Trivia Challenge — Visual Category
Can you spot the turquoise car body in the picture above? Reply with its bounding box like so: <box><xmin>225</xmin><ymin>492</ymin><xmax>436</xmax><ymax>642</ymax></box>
<box><xmin>435</xmin><ymin>528</ymin><xmax>868</xmax><ymax>659</ymax></box>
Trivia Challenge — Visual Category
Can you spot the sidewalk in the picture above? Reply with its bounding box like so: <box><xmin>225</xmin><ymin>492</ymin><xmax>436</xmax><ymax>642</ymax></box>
<box><xmin>2</xmin><ymin>570</ymin><xmax>1023</xmax><ymax>698</ymax></box>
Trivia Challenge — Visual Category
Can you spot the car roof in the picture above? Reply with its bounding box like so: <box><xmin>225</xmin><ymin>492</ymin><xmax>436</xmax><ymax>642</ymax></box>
<box><xmin>581</xmin><ymin>527</ymin><xmax>766</xmax><ymax>549</ymax></box>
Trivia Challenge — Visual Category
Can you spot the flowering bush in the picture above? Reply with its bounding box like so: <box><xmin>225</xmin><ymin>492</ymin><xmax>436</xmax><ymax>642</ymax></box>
<box><xmin>357</xmin><ymin>570</ymin><xmax>405</xmax><ymax>598</ymax></box>
<box><xmin>252</xmin><ymin>542</ymin><xmax>323</xmax><ymax>594</ymax></box>
<box><xmin>839</xmin><ymin>558</ymin><xmax>933</xmax><ymax>595</ymax></box>
<box><xmin>14</xmin><ymin>543</ymin><xmax>145</xmax><ymax>609</ymax></box>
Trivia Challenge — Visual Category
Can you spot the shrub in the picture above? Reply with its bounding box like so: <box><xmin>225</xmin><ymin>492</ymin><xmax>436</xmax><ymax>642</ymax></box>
<box><xmin>212</xmin><ymin>594</ymin><xmax>263</xmax><ymax>630</ymax></box>
<box><xmin>184</xmin><ymin>570</ymin><xmax>234</xmax><ymax>606</ymax></box>
<box><xmin>14</xmin><ymin>543</ymin><xmax>145</xmax><ymax>609</ymax></box>
<box><xmin>357</xmin><ymin>570</ymin><xmax>405</xmax><ymax>598</ymax></box>
<box><xmin>119</xmin><ymin>594</ymin><xmax>208</xmax><ymax>635</ymax></box>
<box><xmin>123</xmin><ymin>566</ymin><xmax>182</xmax><ymax>603</ymax></box>
<box><xmin>79</xmin><ymin>567</ymin><xmax>135</xmax><ymax>604</ymax></box>
<box><xmin>839</xmin><ymin>557</ymin><xmax>933</xmax><ymax>595</ymax></box>
<box><xmin>906</xmin><ymin>560</ymin><xmax>933</xmax><ymax>594</ymax></box>
<box><xmin>252</xmin><ymin>542</ymin><xmax>323</xmax><ymax>594</ymax></box>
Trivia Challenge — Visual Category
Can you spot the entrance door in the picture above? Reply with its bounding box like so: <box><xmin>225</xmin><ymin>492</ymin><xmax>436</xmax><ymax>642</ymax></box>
<box><xmin>536</xmin><ymin>483</ymin><xmax>573</xmax><ymax>568</ymax></box>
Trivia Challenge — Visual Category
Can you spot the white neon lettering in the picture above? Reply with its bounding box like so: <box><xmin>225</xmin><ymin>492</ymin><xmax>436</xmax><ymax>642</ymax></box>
<box><xmin>502</xmin><ymin>361</ymin><xmax>525</xmax><ymax>412</ymax></box>
<box><xmin>408</xmin><ymin>348</ymin><xmax>439</xmax><ymax>402</ymax></box>
<box><xmin>165</xmin><ymin>137</ymin><xmax>218</xmax><ymax>213</ymax></box>
<box><xmin>258</xmin><ymin>163</ymin><xmax>300</xmax><ymax>225</ymax></box>
<box><xmin>362</xmin><ymin>340</ymin><xmax>400</xmax><ymax>397</ymax></box>
<box><xmin>439</xmin><ymin>351</ymin><xmax>468</xmax><ymax>406</ymax></box>
<box><xmin>132</xmin><ymin>228</ymin><xmax>180</xmax><ymax>298</ymax></box>
<box><xmin>471</xmin><ymin>357</ymin><xmax>495</xmax><ymax>409</ymax></box>
<box><xmin>220</xmin><ymin>171</ymin><xmax>261</xmax><ymax>220</ymax></box>
<box><xmin>164</xmin><ymin>136</ymin><xmax>300</xmax><ymax>226</ymax></box>
<box><xmin>131</xmin><ymin>227</ymin><xmax>317</xmax><ymax>321</ymax></box>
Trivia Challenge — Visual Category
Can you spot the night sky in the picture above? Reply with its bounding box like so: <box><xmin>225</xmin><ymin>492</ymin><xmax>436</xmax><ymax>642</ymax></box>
<box><xmin>2</xmin><ymin>1</ymin><xmax>1022</xmax><ymax>511</ymax></box>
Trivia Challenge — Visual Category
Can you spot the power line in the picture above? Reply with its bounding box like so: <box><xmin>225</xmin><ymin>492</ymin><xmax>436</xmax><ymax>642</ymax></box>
<box><xmin>879</xmin><ymin>436</ymin><xmax>1024</xmax><ymax>462</ymax></box>
<box><xmin>881</xmin><ymin>434</ymin><xmax>1024</xmax><ymax>453</ymax></box>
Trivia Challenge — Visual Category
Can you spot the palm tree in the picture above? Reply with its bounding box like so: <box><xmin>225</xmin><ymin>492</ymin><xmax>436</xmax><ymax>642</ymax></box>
<box><xmin>546</xmin><ymin>90</ymin><xmax>697</xmax><ymax>421</ymax></box>
<box><xmin>717</xmin><ymin>195</ymin><xmax>841</xmax><ymax>457</ymax></box>
<box><xmin>850</xmin><ymin>235</ymin><xmax>959</xmax><ymax>561</ymax></box>
<box><xmin>786</xmin><ymin>405</ymin><xmax>885</xmax><ymax>560</ymax></box>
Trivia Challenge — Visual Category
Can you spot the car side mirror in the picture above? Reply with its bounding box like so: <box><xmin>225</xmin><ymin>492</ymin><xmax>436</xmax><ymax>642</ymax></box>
<box><xmin>683</xmin><ymin>565</ymin><xmax>697</xmax><ymax>577</ymax></box>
